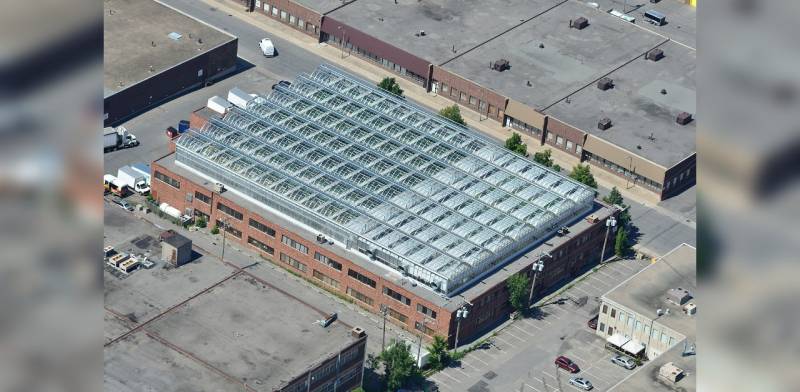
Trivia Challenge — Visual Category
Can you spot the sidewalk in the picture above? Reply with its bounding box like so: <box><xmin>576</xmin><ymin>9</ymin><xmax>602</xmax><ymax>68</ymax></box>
<box><xmin>205</xmin><ymin>0</ymin><xmax>673</xmax><ymax>209</ymax></box>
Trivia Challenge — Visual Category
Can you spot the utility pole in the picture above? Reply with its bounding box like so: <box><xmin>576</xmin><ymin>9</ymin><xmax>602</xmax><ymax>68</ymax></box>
<box><xmin>380</xmin><ymin>304</ymin><xmax>388</xmax><ymax>352</ymax></box>
<box><xmin>453</xmin><ymin>305</ymin><xmax>469</xmax><ymax>352</ymax></box>
<box><xmin>219</xmin><ymin>217</ymin><xmax>228</xmax><ymax>263</ymax></box>
<box><xmin>528</xmin><ymin>252</ymin><xmax>549</xmax><ymax>308</ymax></box>
<box><xmin>599</xmin><ymin>217</ymin><xmax>617</xmax><ymax>263</ymax></box>
<box><xmin>416</xmin><ymin>318</ymin><xmax>426</xmax><ymax>364</ymax></box>
<box><xmin>337</xmin><ymin>26</ymin><xmax>347</xmax><ymax>59</ymax></box>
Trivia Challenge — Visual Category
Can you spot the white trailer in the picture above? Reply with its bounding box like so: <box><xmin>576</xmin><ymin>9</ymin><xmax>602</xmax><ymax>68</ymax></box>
<box><xmin>104</xmin><ymin>126</ymin><xmax>139</xmax><ymax>152</ymax></box>
<box><xmin>117</xmin><ymin>165</ymin><xmax>150</xmax><ymax>194</ymax></box>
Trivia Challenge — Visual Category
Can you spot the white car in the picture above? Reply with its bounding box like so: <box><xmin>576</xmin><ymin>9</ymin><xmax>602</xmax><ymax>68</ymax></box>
<box><xmin>611</xmin><ymin>355</ymin><xmax>636</xmax><ymax>370</ymax></box>
<box><xmin>259</xmin><ymin>38</ymin><xmax>275</xmax><ymax>57</ymax></box>
<box><xmin>569</xmin><ymin>377</ymin><xmax>593</xmax><ymax>390</ymax></box>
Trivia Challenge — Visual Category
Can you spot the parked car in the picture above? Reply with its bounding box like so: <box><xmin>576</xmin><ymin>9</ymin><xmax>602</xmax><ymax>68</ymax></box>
<box><xmin>610</xmin><ymin>355</ymin><xmax>636</xmax><ymax>370</ymax></box>
<box><xmin>111</xmin><ymin>197</ymin><xmax>133</xmax><ymax>211</ymax></box>
<box><xmin>259</xmin><ymin>38</ymin><xmax>275</xmax><ymax>57</ymax></box>
<box><xmin>271</xmin><ymin>80</ymin><xmax>291</xmax><ymax>90</ymax></box>
<box><xmin>587</xmin><ymin>315</ymin><xmax>598</xmax><ymax>330</ymax></box>
<box><xmin>555</xmin><ymin>356</ymin><xmax>580</xmax><ymax>373</ymax></box>
<box><xmin>569</xmin><ymin>377</ymin><xmax>593</xmax><ymax>390</ymax></box>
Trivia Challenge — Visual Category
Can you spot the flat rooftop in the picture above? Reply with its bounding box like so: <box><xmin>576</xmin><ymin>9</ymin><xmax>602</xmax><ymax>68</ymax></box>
<box><xmin>174</xmin><ymin>64</ymin><xmax>595</xmax><ymax>295</ymax></box>
<box><xmin>294</xmin><ymin>0</ymin><xmax>355</xmax><ymax>15</ymax></box>
<box><xmin>604</xmin><ymin>243</ymin><xmax>696</xmax><ymax>336</ymax></box>
<box><xmin>326</xmin><ymin>0</ymin><xmax>564</xmax><ymax>66</ymax></box>
<box><xmin>546</xmin><ymin>40</ymin><xmax>696</xmax><ymax>168</ymax></box>
<box><xmin>441</xmin><ymin>0</ymin><xmax>666</xmax><ymax>110</ymax></box>
<box><xmin>104</xmin><ymin>0</ymin><xmax>235</xmax><ymax>96</ymax></box>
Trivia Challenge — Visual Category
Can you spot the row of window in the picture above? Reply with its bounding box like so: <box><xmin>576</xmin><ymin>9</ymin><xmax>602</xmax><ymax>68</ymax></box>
<box><xmin>282</xmin><ymin>235</ymin><xmax>308</xmax><ymax>254</ymax></box>
<box><xmin>249</xmin><ymin>218</ymin><xmax>275</xmax><ymax>237</ymax></box>
<box><xmin>546</xmin><ymin>132</ymin><xmax>583</xmax><ymax>155</ymax></box>
<box><xmin>313</xmin><ymin>269</ymin><xmax>340</xmax><ymax>289</ymax></box>
<box><xmin>506</xmin><ymin>115</ymin><xmax>542</xmax><ymax>136</ymax></box>
<box><xmin>346</xmin><ymin>287</ymin><xmax>373</xmax><ymax>306</ymax></box>
<box><xmin>327</xmin><ymin>35</ymin><xmax>427</xmax><ymax>86</ymax></box>
<box><xmin>247</xmin><ymin>236</ymin><xmax>274</xmax><ymax>255</ymax></box>
<box><xmin>383</xmin><ymin>286</ymin><xmax>411</xmax><ymax>306</ymax></box>
<box><xmin>216</xmin><ymin>219</ymin><xmax>242</xmax><ymax>238</ymax></box>
<box><xmin>584</xmin><ymin>152</ymin><xmax>663</xmax><ymax>191</ymax></box>
<box><xmin>436</xmin><ymin>81</ymin><xmax>498</xmax><ymax>118</ymax></box>
<box><xmin>194</xmin><ymin>191</ymin><xmax>211</xmax><ymax>204</ymax></box>
<box><xmin>280</xmin><ymin>252</ymin><xmax>307</xmax><ymax>272</ymax></box>
<box><xmin>348</xmin><ymin>268</ymin><xmax>376</xmax><ymax>288</ymax></box>
<box><xmin>314</xmin><ymin>251</ymin><xmax>342</xmax><ymax>271</ymax></box>
<box><xmin>217</xmin><ymin>202</ymin><xmax>243</xmax><ymax>220</ymax></box>
<box><xmin>664</xmin><ymin>166</ymin><xmax>694</xmax><ymax>191</ymax></box>
<box><xmin>600</xmin><ymin>304</ymin><xmax>678</xmax><ymax>348</ymax></box>
<box><xmin>257</xmin><ymin>1</ymin><xmax>318</xmax><ymax>35</ymax></box>
<box><xmin>154</xmin><ymin>171</ymin><xmax>180</xmax><ymax>189</ymax></box>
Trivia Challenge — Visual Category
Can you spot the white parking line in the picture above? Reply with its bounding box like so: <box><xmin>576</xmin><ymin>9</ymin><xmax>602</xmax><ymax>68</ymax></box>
<box><xmin>504</xmin><ymin>329</ymin><xmax>526</xmax><ymax>342</ymax></box>
<box><xmin>524</xmin><ymin>382</ymin><xmax>543</xmax><ymax>392</ymax></box>
<box><xmin>469</xmin><ymin>353</ymin><xmax>490</xmax><ymax>366</ymax></box>
<box><xmin>568</xmin><ymin>284</ymin><xmax>594</xmax><ymax>298</ymax></box>
<box><xmin>494</xmin><ymin>335</ymin><xmax>514</xmax><ymax>346</ymax></box>
<box><xmin>512</xmin><ymin>323</ymin><xmax>536</xmax><ymax>337</ymax></box>
<box><xmin>588</xmin><ymin>275</ymin><xmax>613</xmax><ymax>288</ymax></box>
<box><xmin>437</xmin><ymin>370</ymin><xmax>462</xmax><ymax>384</ymax></box>
<box><xmin>582</xmin><ymin>369</ymin><xmax>615</xmax><ymax>385</ymax></box>
<box><xmin>452</xmin><ymin>367</ymin><xmax>471</xmax><ymax>378</ymax></box>
<box><xmin>460</xmin><ymin>360</ymin><xmax>480</xmax><ymax>371</ymax></box>
<box><xmin>521</xmin><ymin>319</ymin><xmax>543</xmax><ymax>330</ymax></box>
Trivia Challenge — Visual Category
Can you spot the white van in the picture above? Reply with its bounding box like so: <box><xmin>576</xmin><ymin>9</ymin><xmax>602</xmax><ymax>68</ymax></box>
<box><xmin>259</xmin><ymin>38</ymin><xmax>275</xmax><ymax>57</ymax></box>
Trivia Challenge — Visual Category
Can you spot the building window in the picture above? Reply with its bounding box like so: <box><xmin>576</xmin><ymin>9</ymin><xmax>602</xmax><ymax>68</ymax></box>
<box><xmin>661</xmin><ymin>333</ymin><xmax>670</xmax><ymax>345</ymax></box>
<box><xmin>488</xmin><ymin>105</ymin><xmax>496</xmax><ymax>116</ymax></box>
<box><xmin>547</xmin><ymin>133</ymin><xmax>553</xmax><ymax>141</ymax></box>
<box><xmin>281</xmin><ymin>235</ymin><xmax>308</xmax><ymax>254</ymax></box>
<box><xmin>644</xmin><ymin>325</ymin><xmax>650</xmax><ymax>335</ymax></box>
<box><xmin>313</xmin><ymin>270</ymin><xmax>340</xmax><ymax>289</ymax></box>
<box><xmin>247</xmin><ymin>236</ymin><xmax>274</xmax><ymax>255</ymax></box>
<box><xmin>280</xmin><ymin>11</ymin><xmax>288</xmax><ymax>20</ymax></box>
<box><xmin>619</xmin><ymin>312</ymin><xmax>626</xmax><ymax>323</ymax></box>
<box><xmin>216</xmin><ymin>202</ymin><xmax>243</xmax><ymax>220</ymax></box>
<box><xmin>610</xmin><ymin>308</ymin><xmax>616</xmax><ymax>318</ymax></box>
<box><xmin>669</xmin><ymin>337</ymin><xmax>676</xmax><ymax>346</ymax></box>
<box><xmin>346</xmin><ymin>287</ymin><xmax>373</xmax><ymax>305</ymax></box>
<box><xmin>216</xmin><ymin>220</ymin><xmax>242</xmax><ymax>238</ymax></box>
<box><xmin>566</xmin><ymin>140</ymin><xmax>574</xmax><ymax>151</ymax></box>
<box><xmin>608</xmin><ymin>327</ymin><xmax>614</xmax><ymax>336</ymax></box>
<box><xmin>154</xmin><ymin>171</ymin><xmax>180</xmax><ymax>189</ymax></box>
<box><xmin>348</xmin><ymin>269</ymin><xmax>376</xmax><ymax>288</ymax></box>
<box><xmin>249</xmin><ymin>218</ymin><xmax>275</xmax><ymax>237</ymax></box>
<box><xmin>383</xmin><ymin>287</ymin><xmax>411</xmax><ymax>306</ymax></box>
<box><xmin>416</xmin><ymin>304</ymin><xmax>437</xmax><ymax>319</ymax></box>
<box><xmin>297</xmin><ymin>19</ymin><xmax>304</xmax><ymax>28</ymax></box>
<box><xmin>652</xmin><ymin>328</ymin><xmax>660</xmax><ymax>338</ymax></box>
<box><xmin>272</xmin><ymin>7</ymin><xmax>278</xmax><ymax>16</ymax></box>
<box><xmin>576</xmin><ymin>145</ymin><xmax>583</xmax><ymax>155</ymax></box>
<box><xmin>194</xmin><ymin>191</ymin><xmax>211</xmax><ymax>204</ymax></box>
<box><xmin>441</xmin><ymin>83</ymin><xmax>448</xmax><ymax>93</ymax></box>
<box><xmin>339</xmin><ymin>363</ymin><xmax>360</xmax><ymax>383</ymax></box>
<box><xmin>315</xmin><ymin>252</ymin><xmax>342</xmax><ymax>270</ymax></box>
<box><xmin>450</xmin><ymin>88</ymin><xmax>457</xmax><ymax>98</ymax></box>
<box><xmin>387</xmin><ymin>307</ymin><xmax>408</xmax><ymax>323</ymax></box>
<box><xmin>255</xmin><ymin>0</ymin><xmax>261</xmax><ymax>8</ymax></box>
<box><xmin>289</xmin><ymin>15</ymin><xmax>296</xmax><ymax>24</ymax></box>
<box><xmin>414</xmin><ymin>321</ymin><xmax>435</xmax><ymax>336</ymax></box>
<box><xmin>635</xmin><ymin>320</ymin><xmax>642</xmax><ymax>331</ymax></box>
<box><xmin>280</xmin><ymin>252</ymin><xmax>306</xmax><ymax>272</ymax></box>
<box><xmin>469</xmin><ymin>96</ymin><xmax>477</xmax><ymax>106</ymax></box>
<box><xmin>556</xmin><ymin>136</ymin><xmax>564</xmax><ymax>146</ymax></box>
<box><xmin>459</xmin><ymin>92</ymin><xmax>467</xmax><ymax>102</ymax></box>
<box><xmin>599</xmin><ymin>322</ymin><xmax>605</xmax><ymax>333</ymax></box>
<box><xmin>602</xmin><ymin>304</ymin><xmax>608</xmax><ymax>314</ymax></box>
<box><xmin>627</xmin><ymin>317</ymin><xmax>635</xmax><ymax>328</ymax></box>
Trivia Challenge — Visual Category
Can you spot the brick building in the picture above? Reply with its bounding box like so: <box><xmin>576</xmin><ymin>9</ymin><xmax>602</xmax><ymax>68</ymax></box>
<box><xmin>151</xmin><ymin>65</ymin><xmax>618</xmax><ymax>346</ymax></box>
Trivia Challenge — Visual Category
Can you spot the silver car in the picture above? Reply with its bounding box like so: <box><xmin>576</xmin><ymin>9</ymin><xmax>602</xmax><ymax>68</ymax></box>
<box><xmin>611</xmin><ymin>355</ymin><xmax>636</xmax><ymax>370</ymax></box>
<box><xmin>569</xmin><ymin>377</ymin><xmax>593</xmax><ymax>390</ymax></box>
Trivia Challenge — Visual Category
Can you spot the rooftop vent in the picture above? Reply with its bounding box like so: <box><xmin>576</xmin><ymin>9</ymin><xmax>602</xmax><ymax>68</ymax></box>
<box><xmin>168</xmin><ymin>32</ymin><xmax>182</xmax><ymax>40</ymax></box>
<box><xmin>598</xmin><ymin>117</ymin><xmax>612</xmax><ymax>130</ymax></box>
<box><xmin>213</xmin><ymin>182</ymin><xmax>226</xmax><ymax>193</ymax></box>
<box><xmin>492</xmin><ymin>59</ymin><xmax>510</xmax><ymax>72</ymax></box>
<box><xmin>351</xmin><ymin>326</ymin><xmax>366</xmax><ymax>338</ymax></box>
<box><xmin>414</xmin><ymin>30</ymin><xmax>426</xmax><ymax>37</ymax></box>
<box><xmin>676</xmin><ymin>112</ymin><xmax>693</xmax><ymax>125</ymax></box>
<box><xmin>571</xmin><ymin>17</ymin><xmax>589</xmax><ymax>29</ymax></box>
<box><xmin>683</xmin><ymin>302</ymin><xmax>697</xmax><ymax>315</ymax></box>
<box><xmin>646</xmin><ymin>48</ymin><xmax>664</xmax><ymax>61</ymax></box>
<box><xmin>667</xmin><ymin>287</ymin><xmax>692</xmax><ymax>305</ymax></box>
<box><xmin>597</xmin><ymin>77</ymin><xmax>614</xmax><ymax>91</ymax></box>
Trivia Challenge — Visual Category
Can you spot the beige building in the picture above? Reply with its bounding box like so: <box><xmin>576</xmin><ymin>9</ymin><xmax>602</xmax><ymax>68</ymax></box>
<box><xmin>596</xmin><ymin>244</ymin><xmax>696</xmax><ymax>360</ymax></box>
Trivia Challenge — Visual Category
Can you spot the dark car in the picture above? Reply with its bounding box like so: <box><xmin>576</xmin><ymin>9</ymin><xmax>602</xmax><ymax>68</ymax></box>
<box><xmin>271</xmin><ymin>80</ymin><xmax>291</xmax><ymax>90</ymax></box>
<box><xmin>587</xmin><ymin>315</ymin><xmax>598</xmax><ymax>330</ymax></box>
<box><xmin>555</xmin><ymin>356</ymin><xmax>580</xmax><ymax>373</ymax></box>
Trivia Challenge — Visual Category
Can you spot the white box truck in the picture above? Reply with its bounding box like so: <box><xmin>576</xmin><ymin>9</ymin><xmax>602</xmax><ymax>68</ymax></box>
<box><xmin>130</xmin><ymin>163</ymin><xmax>151</xmax><ymax>187</ymax></box>
<box><xmin>104</xmin><ymin>126</ymin><xmax>139</xmax><ymax>152</ymax></box>
<box><xmin>117</xmin><ymin>165</ymin><xmax>150</xmax><ymax>195</ymax></box>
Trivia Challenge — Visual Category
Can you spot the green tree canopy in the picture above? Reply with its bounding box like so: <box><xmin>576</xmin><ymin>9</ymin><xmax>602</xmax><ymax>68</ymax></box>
<box><xmin>614</xmin><ymin>226</ymin><xmax>629</xmax><ymax>257</ymax></box>
<box><xmin>379</xmin><ymin>341</ymin><xmax>418</xmax><ymax>391</ymax></box>
<box><xmin>569</xmin><ymin>164</ymin><xmax>597</xmax><ymax>188</ymax></box>
<box><xmin>439</xmin><ymin>104</ymin><xmax>466</xmax><ymax>126</ymax></box>
<box><xmin>505</xmin><ymin>132</ymin><xmax>527</xmax><ymax>156</ymax></box>
<box><xmin>506</xmin><ymin>273</ymin><xmax>531</xmax><ymax>312</ymax></box>
<box><xmin>378</xmin><ymin>77</ymin><xmax>404</xmax><ymax>96</ymax></box>
<box><xmin>426</xmin><ymin>335</ymin><xmax>450</xmax><ymax>371</ymax></box>
<box><xmin>603</xmin><ymin>187</ymin><xmax>631</xmax><ymax>226</ymax></box>
<box><xmin>533</xmin><ymin>149</ymin><xmax>554</xmax><ymax>167</ymax></box>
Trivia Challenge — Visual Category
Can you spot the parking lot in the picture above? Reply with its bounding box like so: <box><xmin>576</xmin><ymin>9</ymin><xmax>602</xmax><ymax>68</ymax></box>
<box><xmin>429</xmin><ymin>258</ymin><xmax>651</xmax><ymax>392</ymax></box>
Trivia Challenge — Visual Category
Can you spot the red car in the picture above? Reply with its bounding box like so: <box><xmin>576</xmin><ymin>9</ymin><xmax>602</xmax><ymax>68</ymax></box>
<box><xmin>587</xmin><ymin>315</ymin><xmax>598</xmax><ymax>330</ymax></box>
<box><xmin>555</xmin><ymin>356</ymin><xmax>580</xmax><ymax>373</ymax></box>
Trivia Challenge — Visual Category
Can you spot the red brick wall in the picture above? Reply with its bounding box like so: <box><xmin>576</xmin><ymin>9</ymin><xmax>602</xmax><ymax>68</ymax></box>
<box><xmin>254</xmin><ymin>0</ymin><xmax>323</xmax><ymax>37</ymax></box>
<box><xmin>151</xmin><ymin>158</ymin><xmax>608</xmax><ymax>345</ymax></box>
<box><xmin>431</xmin><ymin>67</ymin><xmax>507</xmax><ymax>122</ymax></box>
<box><xmin>544</xmin><ymin>117</ymin><xmax>587</xmax><ymax>158</ymax></box>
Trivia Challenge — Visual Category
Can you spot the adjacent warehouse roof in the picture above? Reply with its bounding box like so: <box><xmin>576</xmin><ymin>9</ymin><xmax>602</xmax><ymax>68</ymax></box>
<box><xmin>175</xmin><ymin>64</ymin><xmax>594</xmax><ymax>295</ymax></box>
<box><xmin>103</xmin><ymin>0</ymin><xmax>235</xmax><ymax>96</ymax></box>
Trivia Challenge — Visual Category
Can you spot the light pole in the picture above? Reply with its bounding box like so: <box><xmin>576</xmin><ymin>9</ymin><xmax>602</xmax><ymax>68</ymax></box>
<box><xmin>599</xmin><ymin>216</ymin><xmax>617</xmax><ymax>263</ymax></box>
<box><xmin>380</xmin><ymin>304</ymin><xmax>388</xmax><ymax>352</ymax></box>
<box><xmin>219</xmin><ymin>217</ymin><xmax>229</xmax><ymax>263</ymax></box>
<box><xmin>337</xmin><ymin>26</ymin><xmax>347</xmax><ymax>58</ymax></box>
<box><xmin>453</xmin><ymin>305</ymin><xmax>469</xmax><ymax>352</ymax></box>
<box><xmin>528</xmin><ymin>252</ymin><xmax>550</xmax><ymax>308</ymax></box>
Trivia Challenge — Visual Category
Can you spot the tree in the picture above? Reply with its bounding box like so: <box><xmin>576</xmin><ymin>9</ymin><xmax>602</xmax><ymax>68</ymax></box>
<box><xmin>379</xmin><ymin>342</ymin><xmax>418</xmax><ymax>391</ymax></box>
<box><xmin>378</xmin><ymin>77</ymin><xmax>404</xmax><ymax>96</ymax></box>
<box><xmin>569</xmin><ymin>164</ymin><xmax>597</xmax><ymax>188</ymax></box>
<box><xmin>614</xmin><ymin>226</ymin><xmax>629</xmax><ymax>257</ymax></box>
<box><xmin>506</xmin><ymin>273</ymin><xmax>530</xmax><ymax>312</ymax></box>
<box><xmin>426</xmin><ymin>335</ymin><xmax>450</xmax><ymax>371</ymax></box>
<box><xmin>439</xmin><ymin>104</ymin><xmax>466</xmax><ymax>126</ymax></box>
<box><xmin>195</xmin><ymin>216</ymin><xmax>207</xmax><ymax>228</ymax></box>
<box><xmin>210</xmin><ymin>225</ymin><xmax>219</xmax><ymax>235</ymax></box>
<box><xmin>552</xmin><ymin>164</ymin><xmax>562</xmax><ymax>172</ymax></box>
<box><xmin>533</xmin><ymin>149</ymin><xmax>554</xmax><ymax>167</ymax></box>
<box><xmin>603</xmin><ymin>187</ymin><xmax>631</xmax><ymax>226</ymax></box>
<box><xmin>504</xmin><ymin>132</ymin><xmax>527</xmax><ymax>156</ymax></box>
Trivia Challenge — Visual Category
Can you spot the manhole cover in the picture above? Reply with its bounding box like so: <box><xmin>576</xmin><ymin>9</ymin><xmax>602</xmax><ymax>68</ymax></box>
<box><xmin>483</xmin><ymin>371</ymin><xmax>497</xmax><ymax>380</ymax></box>
<box><xmin>468</xmin><ymin>380</ymin><xmax>489</xmax><ymax>392</ymax></box>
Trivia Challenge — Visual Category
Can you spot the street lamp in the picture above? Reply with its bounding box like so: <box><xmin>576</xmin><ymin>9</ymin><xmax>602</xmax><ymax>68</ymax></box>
<box><xmin>218</xmin><ymin>217</ymin><xmax>229</xmax><ymax>263</ymax></box>
<box><xmin>453</xmin><ymin>305</ymin><xmax>469</xmax><ymax>352</ymax></box>
<box><xmin>416</xmin><ymin>317</ymin><xmax>434</xmax><ymax>364</ymax></box>
<box><xmin>337</xmin><ymin>26</ymin><xmax>347</xmax><ymax>58</ymax></box>
<box><xmin>528</xmin><ymin>252</ymin><xmax>550</xmax><ymax>308</ymax></box>
<box><xmin>599</xmin><ymin>216</ymin><xmax>617</xmax><ymax>263</ymax></box>
<box><xmin>380</xmin><ymin>304</ymin><xmax>389</xmax><ymax>352</ymax></box>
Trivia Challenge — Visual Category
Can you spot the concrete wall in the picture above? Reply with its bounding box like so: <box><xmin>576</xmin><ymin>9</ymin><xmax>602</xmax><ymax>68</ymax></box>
<box><xmin>104</xmin><ymin>38</ymin><xmax>238</xmax><ymax>127</ymax></box>
<box><xmin>254</xmin><ymin>0</ymin><xmax>323</xmax><ymax>37</ymax></box>
<box><xmin>431</xmin><ymin>66</ymin><xmax>506</xmax><ymax>122</ymax></box>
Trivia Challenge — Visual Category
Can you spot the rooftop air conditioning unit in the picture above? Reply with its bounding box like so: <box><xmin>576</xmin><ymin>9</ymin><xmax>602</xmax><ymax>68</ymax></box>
<box><xmin>646</xmin><ymin>48</ymin><xmax>664</xmax><ymax>61</ymax></box>
<box><xmin>597</xmin><ymin>77</ymin><xmax>614</xmax><ymax>91</ymax></box>
<box><xmin>492</xmin><ymin>59</ymin><xmax>510</xmax><ymax>72</ymax></box>
<box><xmin>683</xmin><ymin>302</ymin><xmax>697</xmax><ymax>315</ymax></box>
<box><xmin>213</xmin><ymin>182</ymin><xmax>225</xmax><ymax>193</ymax></box>
<box><xmin>351</xmin><ymin>326</ymin><xmax>366</xmax><ymax>338</ymax></box>
<box><xmin>676</xmin><ymin>112</ymin><xmax>693</xmax><ymax>125</ymax></box>
<box><xmin>571</xmin><ymin>17</ymin><xmax>589</xmax><ymax>29</ymax></box>
<box><xmin>598</xmin><ymin>117</ymin><xmax>612</xmax><ymax>130</ymax></box>
<box><xmin>228</xmin><ymin>87</ymin><xmax>253</xmax><ymax>109</ymax></box>
<box><xmin>667</xmin><ymin>287</ymin><xmax>692</xmax><ymax>305</ymax></box>
<box><xmin>207</xmin><ymin>96</ymin><xmax>231</xmax><ymax>114</ymax></box>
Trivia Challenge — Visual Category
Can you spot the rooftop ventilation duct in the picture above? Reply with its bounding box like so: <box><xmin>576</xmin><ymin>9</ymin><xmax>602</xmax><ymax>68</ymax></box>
<box><xmin>676</xmin><ymin>112</ymin><xmax>693</xmax><ymax>125</ymax></box>
<box><xmin>571</xmin><ymin>17</ymin><xmax>589</xmax><ymax>29</ymax></box>
<box><xmin>597</xmin><ymin>77</ymin><xmax>614</xmax><ymax>90</ymax></box>
<box><xmin>667</xmin><ymin>287</ymin><xmax>692</xmax><ymax>305</ymax></box>
<box><xmin>492</xmin><ymin>59</ymin><xmax>510</xmax><ymax>72</ymax></box>
<box><xmin>598</xmin><ymin>117</ymin><xmax>612</xmax><ymax>130</ymax></box>
<box><xmin>646</xmin><ymin>48</ymin><xmax>664</xmax><ymax>61</ymax></box>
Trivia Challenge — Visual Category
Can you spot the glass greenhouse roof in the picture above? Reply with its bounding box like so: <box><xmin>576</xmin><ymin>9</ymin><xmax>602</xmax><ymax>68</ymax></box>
<box><xmin>175</xmin><ymin>64</ymin><xmax>594</xmax><ymax>295</ymax></box>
